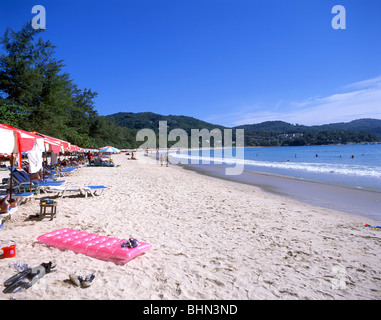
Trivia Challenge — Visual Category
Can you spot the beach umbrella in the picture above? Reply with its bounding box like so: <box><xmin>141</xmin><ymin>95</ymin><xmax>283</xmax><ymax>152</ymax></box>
<box><xmin>0</xmin><ymin>127</ymin><xmax>18</xmax><ymax>154</ymax></box>
<box><xmin>70</xmin><ymin>145</ymin><xmax>82</xmax><ymax>153</ymax></box>
<box><xmin>0</xmin><ymin>124</ymin><xmax>45</xmax><ymax>198</ymax></box>
<box><xmin>39</xmin><ymin>136</ymin><xmax>62</xmax><ymax>181</ymax></box>
<box><xmin>43</xmin><ymin>138</ymin><xmax>62</xmax><ymax>154</ymax></box>
<box><xmin>30</xmin><ymin>132</ymin><xmax>63</xmax><ymax>154</ymax></box>
<box><xmin>0</xmin><ymin>127</ymin><xmax>18</xmax><ymax>199</ymax></box>
<box><xmin>99</xmin><ymin>146</ymin><xmax>121</xmax><ymax>153</ymax></box>
<box><xmin>33</xmin><ymin>133</ymin><xmax>71</xmax><ymax>153</ymax></box>
<box><xmin>0</xmin><ymin>124</ymin><xmax>44</xmax><ymax>152</ymax></box>
<box><xmin>0</xmin><ymin>124</ymin><xmax>44</xmax><ymax>168</ymax></box>
<box><xmin>32</xmin><ymin>132</ymin><xmax>68</xmax><ymax>180</ymax></box>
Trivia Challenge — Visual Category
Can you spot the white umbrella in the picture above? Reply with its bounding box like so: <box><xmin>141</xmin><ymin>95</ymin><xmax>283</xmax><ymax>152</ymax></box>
<box><xmin>98</xmin><ymin>146</ymin><xmax>121</xmax><ymax>153</ymax></box>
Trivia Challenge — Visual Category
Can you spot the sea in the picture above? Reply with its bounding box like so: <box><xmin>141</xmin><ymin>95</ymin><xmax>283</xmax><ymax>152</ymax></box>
<box><xmin>168</xmin><ymin>144</ymin><xmax>381</xmax><ymax>220</ymax></box>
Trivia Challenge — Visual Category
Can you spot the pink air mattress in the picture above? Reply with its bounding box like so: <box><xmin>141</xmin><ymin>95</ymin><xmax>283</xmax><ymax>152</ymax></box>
<box><xmin>37</xmin><ymin>228</ymin><xmax>151</xmax><ymax>265</ymax></box>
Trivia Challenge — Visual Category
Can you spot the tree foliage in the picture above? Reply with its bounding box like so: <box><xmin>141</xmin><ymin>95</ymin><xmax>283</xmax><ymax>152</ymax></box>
<box><xmin>0</xmin><ymin>24</ymin><xmax>137</xmax><ymax>149</ymax></box>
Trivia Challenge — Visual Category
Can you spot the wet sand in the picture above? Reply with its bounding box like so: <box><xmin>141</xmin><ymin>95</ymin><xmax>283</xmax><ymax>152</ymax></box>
<box><xmin>182</xmin><ymin>164</ymin><xmax>381</xmax><ymax>221</ymax></box>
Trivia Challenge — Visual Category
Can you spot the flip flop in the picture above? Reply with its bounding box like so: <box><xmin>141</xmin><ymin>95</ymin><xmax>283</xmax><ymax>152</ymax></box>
<box><xmin>3</xmin><ymin>262</ymin><xmax>56</xmax><ymax>294</ymax></box>
<box><xmin>81</xmin><ymin>273</ymin><xmax>95</xmax><ymax>288</ymax></box>
<box><xmin>69</xmin><ymin>273</ymin><xmax>95</xmax><ymax>288</ymax></box>
<box><xmin>69</xmin><ymin>274</ymin><xmax>82</xmax><ymax>287</ymax></box>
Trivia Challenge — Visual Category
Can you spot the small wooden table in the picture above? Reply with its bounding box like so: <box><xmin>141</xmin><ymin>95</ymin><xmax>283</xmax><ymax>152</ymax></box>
<box><xmin>39</xmin><ymin>202</ymin><xmax>57</xmax><ymax>221</ymax></box>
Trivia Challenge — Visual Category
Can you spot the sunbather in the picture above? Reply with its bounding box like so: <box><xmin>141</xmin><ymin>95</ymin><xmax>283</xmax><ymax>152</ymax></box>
<box><xmin>9</xmin><ymin>198</ymin><xmax>19</xmax><ymax>207</ymax></box>
<box><xmin>0</xmin><ymin>196</ymin><xmax>19</xmax><ymax>213</ymax></box>
<box><xmin>0</xmin><ymin>195</ymin><xmax>10</xmax><ymax>213</ymax></box>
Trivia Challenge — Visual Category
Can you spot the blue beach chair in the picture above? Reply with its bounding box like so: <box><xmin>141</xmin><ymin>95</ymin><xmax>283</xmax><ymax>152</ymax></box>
<box><xmin>11</xmin><ymin>170</ymin><xmax>65</xmax><ymax>193</ymax></box>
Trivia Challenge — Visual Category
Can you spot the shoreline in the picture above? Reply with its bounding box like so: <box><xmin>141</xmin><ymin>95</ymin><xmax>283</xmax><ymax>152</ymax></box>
<box><xmin>178</xmin><ymin>163</ymin><xmax>381</xmax><ymax>222</ymax></box>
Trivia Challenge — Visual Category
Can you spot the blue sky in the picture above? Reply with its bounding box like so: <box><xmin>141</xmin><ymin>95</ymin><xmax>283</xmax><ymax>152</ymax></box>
<box><xmin>1</xmin><ymin>0</ymin><xmax>380</xmax><ymax>127</ymax></box>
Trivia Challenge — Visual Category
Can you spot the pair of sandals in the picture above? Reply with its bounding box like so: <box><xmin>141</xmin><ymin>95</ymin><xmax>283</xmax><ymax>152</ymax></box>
<box><xmin>121</xmin><ymin>238</ymin><xmax>139</xmax><ymax>248</ymax></box>
<box><xmin>69</xmin><ymin>273</ymin><xmax>95</xmax><ymax>288</ymax></box>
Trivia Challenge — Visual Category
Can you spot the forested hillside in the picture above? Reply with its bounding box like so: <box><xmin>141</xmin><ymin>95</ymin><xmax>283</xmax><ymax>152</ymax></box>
<box><xmin>107</xmin><ymin>112</ymin><xmax>226</xmax><ymax>134</ymax></box>
<box><xmin>109</xmin><ymin>113</ymin><xmax>380</xmax><ymax>147</ymax></box>
<box><xmin>235</xmin><ymin>119</ymin><xmax>380</xmax><ymax>146</ymax></box>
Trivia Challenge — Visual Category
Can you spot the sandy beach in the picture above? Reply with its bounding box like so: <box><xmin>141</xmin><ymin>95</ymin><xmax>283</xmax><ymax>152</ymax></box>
<box><xmin>0</xmin><ymin>152</ymin><xmax>380</xmax><ymax>300</ymax></box>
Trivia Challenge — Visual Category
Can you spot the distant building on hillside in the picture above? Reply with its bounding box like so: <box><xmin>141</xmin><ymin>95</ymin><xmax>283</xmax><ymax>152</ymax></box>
<box><xmin>278</xmin><ymin>133</ymin><xmax>304</xmax><ymax>139</ymax></box>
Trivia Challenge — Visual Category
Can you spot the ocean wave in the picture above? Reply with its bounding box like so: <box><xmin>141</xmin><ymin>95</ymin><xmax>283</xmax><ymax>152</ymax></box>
<box><xmin>169</xmin><ymin>153</ymin><xmax>381</xmax><ymax>178</ymax></box>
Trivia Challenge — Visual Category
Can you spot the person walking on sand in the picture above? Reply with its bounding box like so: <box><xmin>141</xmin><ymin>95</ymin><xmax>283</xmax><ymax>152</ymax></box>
<box><xmin>160</xmin><ymin>154</ymin><xmax>164</xmax><ymax>167</ymax></box>
<box><xmin>165</xmin><ymin>153</ymin><xmax>169</xmax><ymax>167</ymax></box>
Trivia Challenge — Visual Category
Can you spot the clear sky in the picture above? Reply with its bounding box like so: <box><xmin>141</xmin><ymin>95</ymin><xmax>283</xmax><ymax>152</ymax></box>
<box><xmin>1</xmin><ymin>0</ymin><xmax>380</xmax><ymax>127</ymax></box>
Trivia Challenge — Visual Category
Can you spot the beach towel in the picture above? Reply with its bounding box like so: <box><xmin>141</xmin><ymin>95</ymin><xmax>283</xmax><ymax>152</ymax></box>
<box><xmin>27</xmin><ymin>143</ymin><xmax>43</xmax><ymax>174</ymax></box>
<box><xmin>51</xmin><ymin>152</ymin><xmax>58</xmax><ymax>166</ymax></box>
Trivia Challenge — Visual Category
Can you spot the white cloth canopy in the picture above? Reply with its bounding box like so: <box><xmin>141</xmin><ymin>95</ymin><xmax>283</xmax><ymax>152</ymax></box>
<box><xmin>0</xmin><ymin>127</ymin><xmax>17</xmax><ymax>154</ymax></box>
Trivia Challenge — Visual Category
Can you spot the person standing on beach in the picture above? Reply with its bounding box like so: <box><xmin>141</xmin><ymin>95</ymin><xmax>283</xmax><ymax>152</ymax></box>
<box><xmin>165</xmin><ymin>153</ymin><xmax>169</xmax><ymax>167</ymax></box>
<box><xmin>160</xmin><ymin>154</ymin><xmax>164</xmax><ymax>167</ymax></box>
<box><xmin>87</xmin><ymin>151</ymin><xmax>92</xmax><ymax>165</ymax></box>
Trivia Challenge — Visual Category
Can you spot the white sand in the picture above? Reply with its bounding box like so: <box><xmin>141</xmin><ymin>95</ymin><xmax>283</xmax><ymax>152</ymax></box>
<box><xmin>0</xmin><ymin>153</ymin><xmax>380</xmax><ymax>300</ymax></box>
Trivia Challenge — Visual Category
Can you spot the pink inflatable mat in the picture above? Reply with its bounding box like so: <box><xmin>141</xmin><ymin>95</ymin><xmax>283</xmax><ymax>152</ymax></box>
<box><xmin>37</xmin><ymin>228</ymin><xmax>151</xmax><ymax>265</ymax></box>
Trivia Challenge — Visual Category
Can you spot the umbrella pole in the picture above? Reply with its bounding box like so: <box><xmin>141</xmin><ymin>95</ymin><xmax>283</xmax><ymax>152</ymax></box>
<box><xmin>50</xmin><ymin>152</ymin><xmax>53</xmax><ymax>179</ymax></box>
<box><xmin>9</xmin><ymin>154</ymin><xmax>14</xmax><ymax>200</ymax></box>
<box><xmin>43</xmin><ymin>151</ymin><xmax>46</xmax><ymax>183</ymax></box>
<box><xmin>27</xmin><ymin>156</ymin><xmax>32</xmax><ymax>192</ymax></box>
<box><xmin>29</xmin><ymin>164</ymin><xmax>32</xmax><ymax>193</ymax></box>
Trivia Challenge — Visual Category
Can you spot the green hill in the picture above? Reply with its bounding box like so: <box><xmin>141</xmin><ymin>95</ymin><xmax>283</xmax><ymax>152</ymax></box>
<box><xmin>234</xmin><ymin>119</ymin><xmax>381</xmax><ymax>136</ymax></box>
<box><xmin>105</xmin><ymin>112</ymin><xmax>381</xmax><ymax>147</ymax></box>
<box><xmin>107</xmin><ymin>112</ymin><xmax>226</xmax><ymax>134</ymax></box>
<box><xmin>234</xmin><ymin>121</ymin><xmax>308</xmax><ymax>133</ymax></box>
<box><xmin>233</xmin><ymin>118</ymin><xmax>381</xmax><ymax>146</ymax></box>
<box><xmin>312</xmin><ymin>119</ymin><xmax>381</xmax><ymax>137</ymax></box>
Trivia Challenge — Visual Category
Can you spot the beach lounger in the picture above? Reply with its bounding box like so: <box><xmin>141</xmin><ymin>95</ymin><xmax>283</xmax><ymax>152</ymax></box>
<box><xmin>11</xmin><ymin>170</ymin><xmax>66</xmax><ymax>193</ymax></box>
<box><xmin>0</xmin><ymin>206</ymin><xmax>18</xmax><ymax>224</ymax></box>
<box><xmin>13</xmin><ymin>192</ymin><xmax>34</xmax><ymax>204</ymax></box>
<box><xmin>45</xmin><ymin>184</ymin><xmax>88</xmax><ymax>198</ymax></box>
<box><xmin>17</xmin><ymin>169</ymin><xmax>60</xmax><ymax>183</ymax></box>
<box><xmin>89</xmin><ymin>160</ymin><xmax>115</xmax><ymax>167</ymax></box>
<box><xmin>46</xmin><ymin>184</ymin><xmax>108</xmax><ymax>198</ymax></box>
<box><xmin>1</xmin><ymin>192</ymin><xmax>34</xmax><ymax>205</ymax></box>
<box><xmin>83</xmin><ymin>185</ymin><xmax>108</xmax><ymax>197</ymax></box>
<box><xmin>44</xmin><ymin>164</ymin><xmax>77</xmax><ymax>177</ymax></box>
